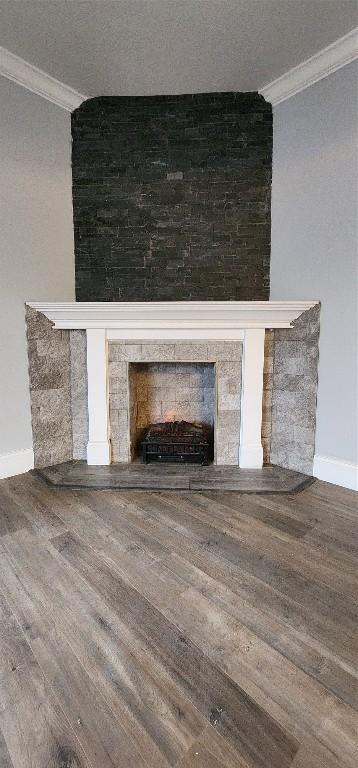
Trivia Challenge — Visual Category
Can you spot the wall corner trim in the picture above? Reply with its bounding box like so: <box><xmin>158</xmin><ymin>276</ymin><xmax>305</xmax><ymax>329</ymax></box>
<box><xmin>260</xmin><ymin>27</ymin><xmax>358</xmax><ymax>106</ymax></box>
<box><xmin>0</xmin><ymin>45</ymin><xmax>87</xmax><ymax>111</ymax></box>
<box><xmin>0</xmin><ymin>448</ymin><xmax>34</xmax><ymax>480</ymax></box>
<box><xmin>313</xmin><ymin>454</ymin><xmax>358</xmax><ymax>492</ymax></box>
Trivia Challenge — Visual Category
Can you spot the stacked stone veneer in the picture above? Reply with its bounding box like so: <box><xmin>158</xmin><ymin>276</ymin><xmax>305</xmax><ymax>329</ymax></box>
<box><xmin>262</xmin><ymin>330</ymin><xmax>274</xmax><ymax>465</ymax></box>
<box><xmin>26</xmin><ymin>306</ymin><xmax>73</xmax><ymax>467</ymax></box>
<box><xmin>108</xmin><ymin>341</ymin><xmax>242</xmax><ymax>464</ymax></box>
<box><xmin>270</xmin><ymin>305</ymin><xmax>320</xmax><ymax>474</ymax></box>
<box><xmin>72</xmin><ymin>93</ymin><xmax>272</xmax><ymax>301</ymax></box>
<box><xmin>69</xmin><ymin>331</ymin><xmax>88</xmax><ymax>459</ymax></box>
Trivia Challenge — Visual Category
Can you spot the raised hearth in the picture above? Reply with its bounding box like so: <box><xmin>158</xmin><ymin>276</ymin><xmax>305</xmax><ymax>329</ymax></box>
<box><xmin>35</xmin><ymin>461</ymin><xmax>313</xmax><ymax>493</ymax></box>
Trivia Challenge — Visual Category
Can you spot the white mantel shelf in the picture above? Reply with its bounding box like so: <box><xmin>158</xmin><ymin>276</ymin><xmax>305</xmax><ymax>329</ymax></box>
<box><xmin>28</xmin><ymin>300</ymin><xmax>317</xmax><ymax>339</ymax></box>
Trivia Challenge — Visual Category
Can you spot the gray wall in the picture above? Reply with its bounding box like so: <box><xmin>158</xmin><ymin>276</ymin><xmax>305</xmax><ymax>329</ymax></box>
<box><xmin>0</xmin><ymin>78</ymin><xmax>75</xmax><ymax>459</ymax></box>
<box><xmin>270</xmin><ymin>61</ymin><xmax>358</xmax><ymax>466</ymax></box>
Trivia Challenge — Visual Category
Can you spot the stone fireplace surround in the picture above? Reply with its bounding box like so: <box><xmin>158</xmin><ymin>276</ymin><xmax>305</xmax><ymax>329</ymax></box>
<box><xmin>27</xmin><ymin>301</ymin><xmax>318</xmax><ymax>471</ymax></box>
<box><xmin>110</xmin><ymin>341</ymin><xmax>241</xmax><ymax>465</ymax></box>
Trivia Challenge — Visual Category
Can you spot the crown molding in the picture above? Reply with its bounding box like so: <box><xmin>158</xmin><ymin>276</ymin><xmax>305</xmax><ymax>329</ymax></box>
<box><xmin>0</xmin><ymin>46</ymin><xmax>87</xmax><ymax>111</ymax></box>
<box><xmin>260</xmin><ymin>27</ymin><xmax>358</xmax><ymax>106</ymax></box>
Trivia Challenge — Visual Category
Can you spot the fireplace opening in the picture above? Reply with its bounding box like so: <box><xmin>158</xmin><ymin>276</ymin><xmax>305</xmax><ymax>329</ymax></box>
<box><xmin>128</xmin><ymin>362</ymin><xmax>216</xmax><ymax>463</ymax></box>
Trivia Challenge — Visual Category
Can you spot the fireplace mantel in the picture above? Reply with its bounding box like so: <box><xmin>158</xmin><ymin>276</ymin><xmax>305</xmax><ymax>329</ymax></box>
<box><xmin>27</xmin><ymin>300</ymin><xmax>317</xmax><ymax>469</ymax></box>
<box><xmin>27</xmin><ymin>300</ymin><xmax>317</xmax><ymax>338</ymax></box>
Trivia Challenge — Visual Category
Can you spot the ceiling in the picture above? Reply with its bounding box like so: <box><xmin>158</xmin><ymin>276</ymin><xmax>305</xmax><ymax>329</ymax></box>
<box><xmin>0</xmin><ymin>0</ymin><xmax>357</xmax><ymax>96</ymax></box>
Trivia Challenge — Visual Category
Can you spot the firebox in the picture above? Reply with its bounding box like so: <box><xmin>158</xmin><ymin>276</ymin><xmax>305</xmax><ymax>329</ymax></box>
<box><xmin>128</xmin><ymin>361</ymin><xmax>216</xmax><ymax>462</ymax></box>
<box><xmin>141</xmin><ymin>420</ymin><xmax>212</xmax><ymax>465</ymax></box>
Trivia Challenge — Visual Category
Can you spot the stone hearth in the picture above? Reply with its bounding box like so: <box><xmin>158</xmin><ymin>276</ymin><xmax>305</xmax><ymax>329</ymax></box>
<box><xmin>36</xmin><ymin>461</ymin><xmax>313</xmax><ymax>493</ymax></box>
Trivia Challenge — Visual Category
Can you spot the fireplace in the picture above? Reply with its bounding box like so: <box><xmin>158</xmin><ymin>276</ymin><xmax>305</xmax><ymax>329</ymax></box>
<box><xmin>26</xmin><ymin>301</ymin><xmax>319</xmax><ymax>472</ymax></box>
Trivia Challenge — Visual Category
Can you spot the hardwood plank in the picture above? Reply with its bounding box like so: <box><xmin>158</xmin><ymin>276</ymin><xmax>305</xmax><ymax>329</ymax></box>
<box><xmin>4</xmin><ymin>474</ymin><xmax>67</xmax><ymax>539</ymax></box>
<box><xmin>162</xmin><ymin>490</ymin><xmax>358</xmax><ymax>594</ymax></box>
<box><xmin>0</xmin><ymin>728</ymin><xmax>14</xmax><ymax>768</ymax></box>
<box><xmin>158</xmin><ymin>551</ymin><xmax>358</xmax><ymax>709</ymax></box>
<box><xmin>0</xmin><ymin>660</ymin><xmax>93</xmax><ymax>768</ymax></box>
<box><xmin>177</xmin><ymin>725</ymin><xmax>249</xmax><ymax>768</ymax></box>
<box><xmin>53</xmin><ymin>491</ymin><xmax>356</xmax><ymax>714</ymax></box>
<box><xmin>0</xmin><ymin>585</ymin><xmax>91</xmax><ymax>768</ymax></box>
<box><xmin>0</xmin><ymin>603</ymin><xmax>36</xmax><ymax>681</ymax></box>
<box><xmin>70</xmin><ymin>492</ymin><xmax>355</xmax><ymax>760</ymax></box>
<box><xmin>32</xmin><ymin>630</ymin><xmax>151</xmax><ymax>768</ymax></box>
<box><xmin>77</xmin><ymin>488</ymin><xmax>358</xmax><ymax>669</ymax></box>
<box><xmin>292</xmin><ymin>737</ymin><xmax>348</xmax><ymax>768</ymax></box>
<box><xmin>23</xmin><ymin>484</ymin><xmax>356</xmax><ymax>709</ymax></box>
<box><xmin>303</xmin><ymin>522</ymin><xmax>358</xmax><ymax>563</ymax></box>
<box><xmin>0</xmin><ymin>473</ymin><xmax>356</xmax><ymax>768</ymax></box>
<box><xmin>50</xmin><ymin>528</ymin><xmax>358</xmax><ymax>767</ymax></box>
<box><xmin>0</xmin><ymin>537</ymin><xmax>151</xmax><ymax>768</ymax></box>
<box><xmin>0</xmin><ymin>531</ymin><xmax>206</xmax><ymax>768</ymax></box>
<box><xmin>117</xmin><ymin>491</ymin><xmax>358</xmax><ymax>629</ymax></box>
<box><xmin>50</xmin><ymin>530</ymin><xmax>299</xmax><ymax>768</ymax></box>
<box><xmin>195</xmin><ymin>490</ymin><xmax>315</xmax><ymax>538</ymax></box>
<box><xmin>88</xmin><ymin>516</ymin><xmax>355</xmax><ymax>753</ymax></box>
<box><xmin>0</xmin><ymin>487</ymin><xmax>29</xmax><ymax>537</ymax></box>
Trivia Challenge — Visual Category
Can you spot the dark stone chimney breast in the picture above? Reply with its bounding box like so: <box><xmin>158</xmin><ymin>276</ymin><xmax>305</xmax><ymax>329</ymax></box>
<box><xmin>71</xmin><ymin>93</ymin><xmax>272</xmax><ymax>301</ymax></box>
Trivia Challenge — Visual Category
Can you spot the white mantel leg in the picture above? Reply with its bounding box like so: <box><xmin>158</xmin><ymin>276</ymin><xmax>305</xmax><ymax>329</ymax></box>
<box><xmin>239</xmin><ymin>328</ymin><xmax>265</xmax><ymax>468</ymax></box>
<box><xmin>86</xmin><ymin>329</ymin><xmax>111</xmax><ymax>465</ymax></box>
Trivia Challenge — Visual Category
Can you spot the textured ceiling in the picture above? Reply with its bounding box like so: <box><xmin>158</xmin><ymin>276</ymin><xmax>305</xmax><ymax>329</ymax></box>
<box><xmin>0</xmin><ymin>0</ymin><xmax>357</xmax><ymax>96</ymax></box>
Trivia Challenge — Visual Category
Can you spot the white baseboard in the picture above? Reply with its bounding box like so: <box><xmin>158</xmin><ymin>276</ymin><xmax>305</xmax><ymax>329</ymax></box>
<box><xmin>0</xmin><ymin>448</ymin><xmax>34</xmax><ymax>480</ymax></box>
<box><xmin>313</xmin><ymin>454</ymin><xmax>358</xmax><ymax>492</ymax></box>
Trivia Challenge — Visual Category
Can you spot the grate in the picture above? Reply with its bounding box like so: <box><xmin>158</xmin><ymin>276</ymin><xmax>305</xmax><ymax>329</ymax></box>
<box><xmin>141</xmin><ymin>420</ymin><xmax>212</xmax><ymax>465</ymax></box>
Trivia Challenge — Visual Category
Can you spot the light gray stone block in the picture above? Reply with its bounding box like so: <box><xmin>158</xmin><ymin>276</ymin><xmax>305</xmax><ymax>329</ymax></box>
<box><xmin>217</xmin><ymin>361</ymin><xmax>241</xmax><ymax>410</ymax></box>
<box><xmin>69</xmin><ymin>330</ymin><xmax>88</xmax><ymax>460</ymax></box>
<box><xmin>110</xmin><ymin>389</ymin><xmax>129</xmax><ymax>409</ymax></box>
<box><xmin>117</xmin><ymin>409</ymin><xmax>128</xmax><ymax>430</ymax></box>
<box><xmin>270</xmin><ymin>304</ymin><xmax>320</xmax><ymax>475</ymax></box>
<box><xmin>207</xmin><ymin>342</ymin><xmax>242</xmax><ymax>361</ymax></box>
<box><xmin>176</xmin><ymin>387</ymin><xmax>204</xmax><ymax>403</ymax></box>
<box><xmin>189</xmin><ymin>371</ymin><xmax>207</xmax><ymax>387</ymax></box>
<box><xmin>108</xmin><ymin>361</ymin><xmax>127</xmax><ymax>379</ymax></box>
<box><xmin>26</xmin><ymin>307</ymin><xmax>73</xmax><ymax>468</ymax></box>
<box><xmin>174</xmin><ymin>343</ymin><xmax>208</xmax><ymax>361</ymax></box>
<box><xmin>273</xmin><ymin>374</ymin><xmax>305</xmax><ymax>392</ymax></box>
<box><xmin>109</xmin><ymin>343</ymin><xmax>143</xmax><ymax>361</ymax></box>
<box><xmin>216</xmin><ymin>409</ymin><xmax>240</xmax><ymax>433</ymax></box>
<box><xmin>141</xmin><ymin>344</ymin><xmax>175</xmax><ymax>361</ymax></box>
<box><xmin>216</xmin><ymin>441</ymin><xmax>239</xmax><ymax>466</ymax></box>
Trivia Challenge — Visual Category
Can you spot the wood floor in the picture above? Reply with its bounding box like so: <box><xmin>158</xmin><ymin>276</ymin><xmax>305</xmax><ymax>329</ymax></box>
<box><xmin>0</xmin><ymin>474</ymin><xmax>357</xmax><ymax>768</ymax></box>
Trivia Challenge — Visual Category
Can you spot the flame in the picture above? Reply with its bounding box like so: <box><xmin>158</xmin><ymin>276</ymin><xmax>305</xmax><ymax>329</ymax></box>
<box><xmin>163</xmin><ymin>409</ymin><xmax>176</xmax><ymax>422</ymax></box>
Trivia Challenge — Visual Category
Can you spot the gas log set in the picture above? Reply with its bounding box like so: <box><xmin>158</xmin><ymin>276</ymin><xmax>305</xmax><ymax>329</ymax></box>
<box><xmin>141</xmin><ymin>420</ymin><xmax>213</xmax><ymax>465</ymax></box>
